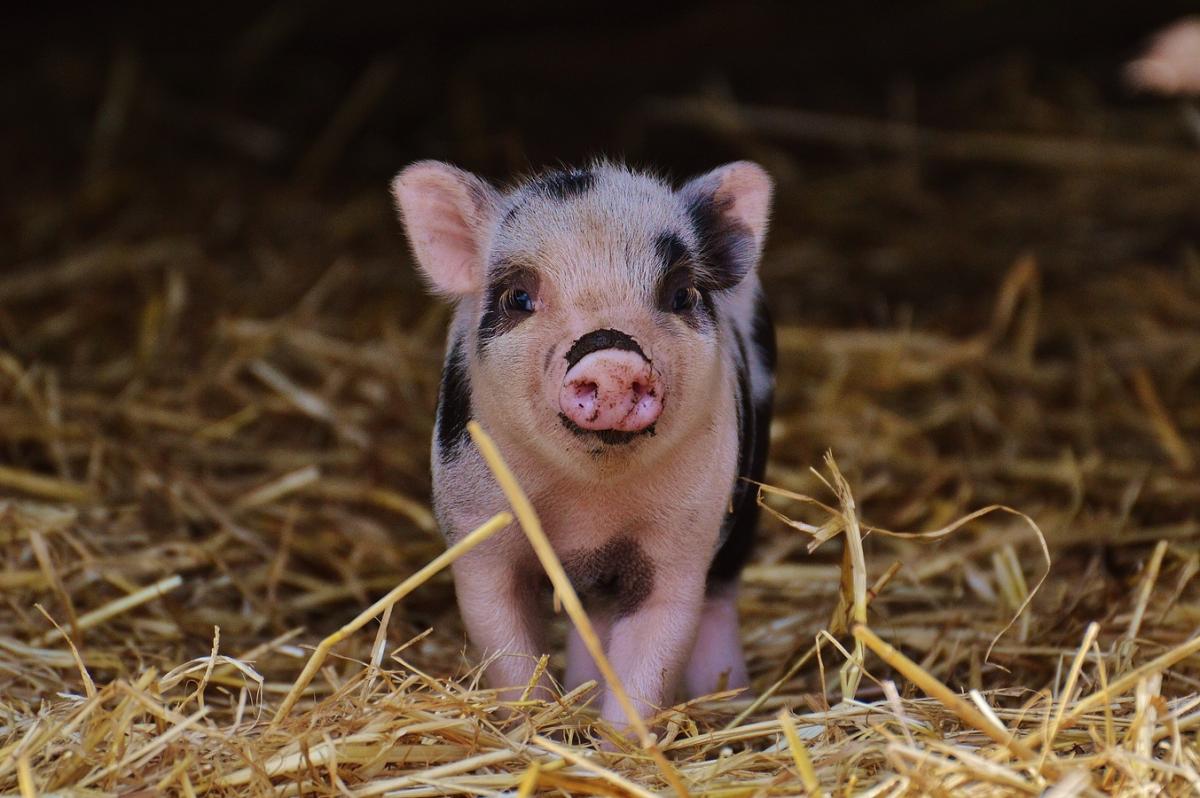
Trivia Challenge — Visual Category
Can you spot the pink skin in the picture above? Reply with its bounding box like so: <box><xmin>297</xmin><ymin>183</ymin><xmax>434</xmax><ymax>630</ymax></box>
<box><xmin>601</xmin><ymin>569</ymin><xmax>707</xmax><ymax>722</ymax></box>
<box><xmin>445</xmin><ymin>409</ymin><xmax>736</xmax><ymax>729</ymax></box>
<box><xmin>563</xmin><ymin>591</ymin><xmax>749</xmax><ymax>706</ymax></box>
<box><xmin>683</xmin><ymin>589</ymin><xmax>750</xmax><ymax>698</ymax></box>
<box><xmin>559</xmin><ymin>350</ymin><xmax>663</xmax><ymax>432</ymax></box>
<box><xmin>392</xmin><ymin>159</ymin><xmax>773</xmax><ymax>735</ymax></box>
<box><xmin>1127</xmin><ymin>18</ymin><xmax>1200</xmax><ymax>95</ymax></box>
<box><xmin>565</xmin><ymin>613</ymin><xmax>610</xmax><ymax>691</ymax></box>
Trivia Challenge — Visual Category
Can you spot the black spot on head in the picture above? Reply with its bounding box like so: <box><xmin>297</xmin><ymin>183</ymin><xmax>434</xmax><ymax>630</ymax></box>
<box><xmin>658</xmin><ymin>259</ymin><xmax>717</xmax><ymax>330</ymax></box>
<box><xmin>501</xmin><ymin>199</ymin><xmax>523</xmax><ymax>227</ymax></box>
<box><xmin>535</xmin><ymin>168</ymin><xmax>595</xmax><ymax>201</ymax></box>
<box><xmin>656</xmin><ymin>230</ymin><xmax>715</xmax><ymax>330</ymax></box>
<box><xmin>563</xmin><ymin>537</ymin><xmax>656</xmax><ymax>617</ymax></box>
<box><xmin>477</xmin><ymin>283</ymin><xmax>503</xmax><ymax>350</ymax></box>
<box><xmin>477</xmin><ymin>280</ymin><xmax>510</xmax><ymax>352</ymax></box>
<box><xmin>499</xmin><ymin>168</ymin><xmax>593</xmax><ymax>227</ymax></box>
<box><xmin>477</xmin><ymin>262</ymin><xmax>536</xmax><ymax>353</ymax></box>
<box><xmin>563</xmin><ymin>328</ymin><xmax>645</xmax><ymax>369</ymax></box>
<box><xmin>559</xmin><ymin>413</ymin><xmax>655</xmax><ymax>446</ymax></box>
<box><xmin>686</xmin><ymin>193</ymin><xmax>756</xmax><ymax>292</ymax></box>
<box><xmin>654</xmin><ymin>231</ymin><xmax>690</xmax><ymax>272</ymax></box>
<box><xmin>436</xmin><ymin>338</ymin><xmax>472</xmax><ymax>457</ymax></box>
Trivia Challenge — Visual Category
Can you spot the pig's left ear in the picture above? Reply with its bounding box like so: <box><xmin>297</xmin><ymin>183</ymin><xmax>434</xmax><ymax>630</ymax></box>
<box><xmin>391</xmin><ymin>161</ymin><xmax>501</xmax><ymax>296</ymax></box>
<box><xmin>680</xmin><ymin>161</ymin><xmax>773</xmax><ymax>290</ymax></box>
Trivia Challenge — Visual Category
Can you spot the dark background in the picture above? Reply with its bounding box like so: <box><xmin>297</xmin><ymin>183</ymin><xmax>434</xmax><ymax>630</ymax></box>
<box><xmin>7</xmin><ymin>2</ymin><xmax>1197</xmax><ymax>175</ymax></box>
<box><xmin>5</xmin><ymin>2</ymin><xmax>1197</xmax><ymax>326</ymax></box>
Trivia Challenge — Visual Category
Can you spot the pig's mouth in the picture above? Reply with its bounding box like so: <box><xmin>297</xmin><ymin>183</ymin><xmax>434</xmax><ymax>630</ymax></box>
<box><xmin>558</xmin><ymin>413</ymin><xmax>657</xmax><ymax>447</ymax></box>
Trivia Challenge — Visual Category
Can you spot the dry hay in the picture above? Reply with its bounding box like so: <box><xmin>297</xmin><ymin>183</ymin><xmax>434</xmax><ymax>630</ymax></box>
<box><xmin>3</xmin><ymin>63</ymin><xmax>1200</xmax><ymax>798</ymax></box>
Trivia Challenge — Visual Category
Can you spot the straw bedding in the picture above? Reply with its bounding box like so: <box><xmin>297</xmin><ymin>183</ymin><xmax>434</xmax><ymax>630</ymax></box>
<box><xmin>3</xmin><ymin>38</ymin><xmax>1200</xmax><ymax>797</ymax></box>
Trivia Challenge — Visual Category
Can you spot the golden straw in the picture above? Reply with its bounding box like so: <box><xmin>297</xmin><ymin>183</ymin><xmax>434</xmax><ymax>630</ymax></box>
<box><xmin>272</xmin><ymin>510</ymin><xmax>513</xmax><ymax>723</ymax></box>
<box><xmin>852</xmin><ymin>623</ymin><xmax>1044</xmax><ymax>768</ymax></box>
<box><xmin>34</xmin><ymin>574</ymin><xmax>183</xmax><ymax>646</ymax></box>
<box><xmin>532</xmin><ymin>735</ymin><xmax>658</xmax><ymax>798</ymax></box>
<box><xmin>778</xmin><ymin>709</ymin><xmax>825</xmax><ymax>797</ymax></box>
<box><xmin>1023</xmin><ymin>632</ymin><xmax>1200</xmax><ymax>750</ymax></box>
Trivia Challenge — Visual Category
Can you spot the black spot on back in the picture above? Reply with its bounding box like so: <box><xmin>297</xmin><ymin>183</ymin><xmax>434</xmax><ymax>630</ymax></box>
<box><xmin>436</xmin><ymin>338</ymin><xmax>471</xmax><ymax>457</ymax></box>
<box><xmin>751</xmin><ymin>292</ymin><xmax>777</xmax><ymax>372</ymax></box>
<box><xmin>707</xmin><ymin>319</ymin><xmax>774</xmax><ymax>590</ymax></box>
<box><xmin>563</xmin><ymin>537</ymin><xmax>656</xmax><ymax>616</ymax></box>
<box><xmin>536</xmin><ymin>168</ymin><xmax>595</xmax><ymax>201</ymax></box>
<box><xmin>563</xmin><ymin>328</ymin><xmax>645</xmax><ymax>368</ymax></box>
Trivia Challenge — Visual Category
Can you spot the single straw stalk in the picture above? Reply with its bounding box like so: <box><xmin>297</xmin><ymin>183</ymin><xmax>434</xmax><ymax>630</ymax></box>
<box><xmin>1039</xmin><ymin>622</ymin><xmax>1100</xmax><ymax>772</ymax></box>
<box><xmin>824</xmin><ymin>453</ymin><xmax>868</xmax><ymax>702</ymax></box>
<box><xmin>34</xmin><ymin>574</ymin><xmax>183</xmax><ymax>646</ymax></box>
<box><xmin>15</xmin><ymin>756</ymin><xmax>34</xmax><ymax>798</ymax></box>
<box><xmin>0</xmin><ymin>463</ymin><xmax>92</xmax><ymax>503</ymax></box>
<box><xmin>778</xmin><ymin>709</ymin><xmax>826</xmax><ymax>797</ymax></box>
<box><xmin>1125</xmin><ymin>540</ymin><xmax>1169</xmax><ymax>645</ymax></box>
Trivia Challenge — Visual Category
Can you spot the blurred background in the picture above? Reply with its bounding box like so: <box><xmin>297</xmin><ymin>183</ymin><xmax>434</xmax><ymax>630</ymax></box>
<box><xmin>2</xmin><ymin>1</ymin><xmax>1199</xmax><ymax>696</ymax></box>
<box><xmin>6</xmin><ymin>1</ymin><xmax>1198</xmax><ymax>326</ymax></box>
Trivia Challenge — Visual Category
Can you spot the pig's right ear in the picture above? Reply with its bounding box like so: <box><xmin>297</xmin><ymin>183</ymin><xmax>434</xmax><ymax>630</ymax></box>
<box><xmin>391</xmin><ymin>161</ymin><xmax>501</xmax><ymax>296</ymax></box>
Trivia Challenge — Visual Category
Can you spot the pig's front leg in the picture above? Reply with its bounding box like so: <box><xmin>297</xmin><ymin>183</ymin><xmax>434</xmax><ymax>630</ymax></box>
<box><xmin>452</xmin><ymin>548</ymin><xmax>551</xmax><ymax>702</ymax></box>
<box><xmin>600</xmin><ymin>566</ymin><xmax>706</xmax><ymax>728</ymax></box>
<box><xmin>565</xmin><ymin>612</ymin><xmax>611</xmax><ymax>693</ymax></box>
<box><xmin>683</xmin><ymin>586</ymin><xmax>749</xmax><ymax>698</ymax></box>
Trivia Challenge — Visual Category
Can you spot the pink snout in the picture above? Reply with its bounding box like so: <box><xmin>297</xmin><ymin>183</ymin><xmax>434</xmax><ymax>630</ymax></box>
<box><xmin>559</xmin><ymin>349</ymin><xmax>663</xmax><ymax>433</ymax></box>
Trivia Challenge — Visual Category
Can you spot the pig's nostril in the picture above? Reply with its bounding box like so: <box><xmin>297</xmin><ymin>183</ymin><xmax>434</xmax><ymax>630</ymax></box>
<box><xmin>559</xmin><ymin>349</ymin><xmax>663</xmax><ymax>434</ymax></box>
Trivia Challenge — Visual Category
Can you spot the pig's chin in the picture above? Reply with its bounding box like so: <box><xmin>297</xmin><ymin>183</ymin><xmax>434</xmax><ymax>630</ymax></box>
<box><xmin>556</xmin><ymin>413</ymin><xmax>658</xmax><ymax>448</ymax></box>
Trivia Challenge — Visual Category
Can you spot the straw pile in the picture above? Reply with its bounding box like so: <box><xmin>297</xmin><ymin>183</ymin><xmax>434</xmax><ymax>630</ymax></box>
<box><xmin>4</xmin><ymin>27</ymin><xmax>1200</xmax><ymax>796</ymax></box>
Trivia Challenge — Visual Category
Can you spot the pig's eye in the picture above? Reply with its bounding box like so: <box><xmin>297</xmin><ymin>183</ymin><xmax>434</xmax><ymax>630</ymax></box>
<box><xmin>671</xmin><ymin>285</ymin><xmax>699</xmax><ymax>313</ymax></box>
<box><xmin>660</xmin><ymin>268</ymin><xmax>702</xmax><ymax>315</ymax></box>
<box><xmin>504</xmin><ymin>288</ymin><xmax>535</xmax><ymax>314</ymax></box>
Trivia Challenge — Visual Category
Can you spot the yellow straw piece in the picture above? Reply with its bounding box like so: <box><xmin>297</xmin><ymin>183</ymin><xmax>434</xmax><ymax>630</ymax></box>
<box><xmin>778</xmin><ymin>709</ymin><xmax>825</xmax><ymax>797</ymax></box>
<box><xmin>35</xmin><ymin>574</ymin><xmax>183</xmax><ymax>646</ymax></box>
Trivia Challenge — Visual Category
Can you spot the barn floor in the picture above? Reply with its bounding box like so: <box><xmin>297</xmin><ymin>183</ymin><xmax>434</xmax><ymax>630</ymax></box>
<box><xmin>3</xmin><ymin>8</ymin><xmax>1200</xmax><ymax>795</ymax></box>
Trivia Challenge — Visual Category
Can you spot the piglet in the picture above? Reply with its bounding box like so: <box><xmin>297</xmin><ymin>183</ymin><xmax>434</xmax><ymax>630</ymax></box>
<box><xmin>391</xmin><ymin>160</ymin><xmax>776</xmax><ymax>728</ymax></box>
